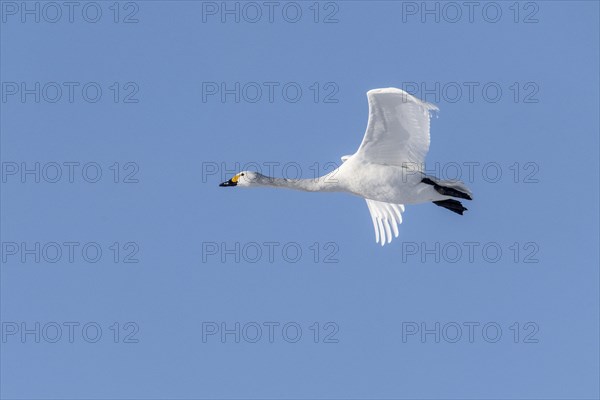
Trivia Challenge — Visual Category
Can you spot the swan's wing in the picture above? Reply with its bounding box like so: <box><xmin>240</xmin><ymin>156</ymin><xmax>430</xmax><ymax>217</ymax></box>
<box><xmin>355</xmin><ymin>88</ymin><xmax>438</xmax><ymax>167</ymax></box>
<box><xmin>365</xmin><ymin>199</ymin><xmax>405</xmax><ymax>246</ymax></box>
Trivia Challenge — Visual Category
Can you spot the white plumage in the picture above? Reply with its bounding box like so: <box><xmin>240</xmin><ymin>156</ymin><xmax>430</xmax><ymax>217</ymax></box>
<box><xmin>220</xmin><ymin>88</ymin><xmax>472</xmax><ymax>246</ymax></box>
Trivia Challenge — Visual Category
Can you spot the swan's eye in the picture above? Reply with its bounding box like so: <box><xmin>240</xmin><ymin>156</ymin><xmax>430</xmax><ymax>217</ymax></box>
<box><xmin>241</xmin><ymin>173</ymin><xmax>245</xmax><ymax>176</ymax></box>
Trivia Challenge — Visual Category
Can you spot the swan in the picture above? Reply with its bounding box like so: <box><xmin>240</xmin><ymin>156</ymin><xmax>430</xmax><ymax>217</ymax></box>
<box><xmin>220</xmin><ymin>88</ymin><xmax>472</xmax><ymax>246</ymax></box>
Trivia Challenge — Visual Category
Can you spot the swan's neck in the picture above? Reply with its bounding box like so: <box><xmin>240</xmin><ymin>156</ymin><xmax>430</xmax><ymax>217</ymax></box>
<box><xmin>259</xmin><ymin>173</ymin><xmax>340</xmax><ymax>192</ymax></box>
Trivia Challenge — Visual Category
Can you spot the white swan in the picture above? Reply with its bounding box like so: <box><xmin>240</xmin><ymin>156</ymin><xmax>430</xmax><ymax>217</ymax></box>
<box><xmin>220</xmin><ymin>88</ymin><xmax>472</xmax><ymax>246</ymax></box>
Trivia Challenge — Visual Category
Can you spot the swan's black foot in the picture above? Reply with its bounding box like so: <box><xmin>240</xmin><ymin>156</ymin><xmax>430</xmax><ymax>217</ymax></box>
<box><xmin>433</xmin><ymin>199</ymin><xmax>467</xmax><ymax>215</ymax></box>
<box><xmin>421</xmin><ymin>178</ymin><xmax>472</xmax><ymax>200</ymax></box>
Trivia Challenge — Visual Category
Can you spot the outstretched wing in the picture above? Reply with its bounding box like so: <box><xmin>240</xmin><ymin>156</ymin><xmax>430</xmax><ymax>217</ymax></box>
<box><xmin>355</xmin><ymin>88</ymin><xmax>438</xmax><ymax>167</ymax></box>
<box><xmin>365</xmin><ymin>199</ymin><xmax>405</xmax><ymax>246</ymax></box>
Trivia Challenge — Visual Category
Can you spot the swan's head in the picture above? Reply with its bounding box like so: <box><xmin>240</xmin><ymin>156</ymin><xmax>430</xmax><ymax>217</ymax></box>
<box><xmin>219</xmin><ymin>171</ymin><xmax>259</xmax><ymax>187</ymax></box>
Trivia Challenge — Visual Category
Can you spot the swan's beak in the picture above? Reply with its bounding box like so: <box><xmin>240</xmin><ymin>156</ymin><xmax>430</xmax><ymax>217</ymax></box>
<box><xmin>219</xmin><ymin>178</ymin><xmax>237</xmax><ymax>187</ymax></box>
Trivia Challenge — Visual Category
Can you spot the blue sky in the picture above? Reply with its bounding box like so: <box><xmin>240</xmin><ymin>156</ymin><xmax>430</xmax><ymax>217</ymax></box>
<box><xmin>1</xmin><ymin>1</ymin><xmax>599</xmax><ymax>399</ymax></box>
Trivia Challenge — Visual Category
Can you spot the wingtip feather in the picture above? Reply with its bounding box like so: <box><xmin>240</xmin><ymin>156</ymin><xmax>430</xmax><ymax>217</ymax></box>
<box><xmin>367</xmin><ymin>87</ymin><xmax>439</xmax><ymax>113</ymax></box>
<box><xmin>365</xmin><ymin>199</ymin><xmax>406</xmax><ymax>246</ymax></box>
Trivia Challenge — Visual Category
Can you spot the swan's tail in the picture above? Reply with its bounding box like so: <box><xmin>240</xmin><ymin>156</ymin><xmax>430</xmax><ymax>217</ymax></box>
<box><xmin>422</xmin><ymin>176</ymin><xmax>472</xmax><ymax>215</ymax></box>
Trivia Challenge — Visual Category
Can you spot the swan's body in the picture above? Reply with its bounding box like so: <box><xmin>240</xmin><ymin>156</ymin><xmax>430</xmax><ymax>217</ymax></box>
<box><xmin>220</xmin><ymin>88</ymin><xmax>472</xmax><ymax>245</ymax></box>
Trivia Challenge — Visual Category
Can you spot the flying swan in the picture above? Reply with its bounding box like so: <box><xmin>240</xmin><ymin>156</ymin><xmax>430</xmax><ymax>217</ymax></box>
<box><xmin>220</xmin><ymin>88</ymin><xmax>473</xmax><ymax>246</ymax></box>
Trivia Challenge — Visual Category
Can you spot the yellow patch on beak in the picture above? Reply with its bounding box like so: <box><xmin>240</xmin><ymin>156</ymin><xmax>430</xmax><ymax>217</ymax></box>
<box><xmin>231</xmin><ymin>174</ymin><xmax>240</xmax><ymax>183</ymax></box>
